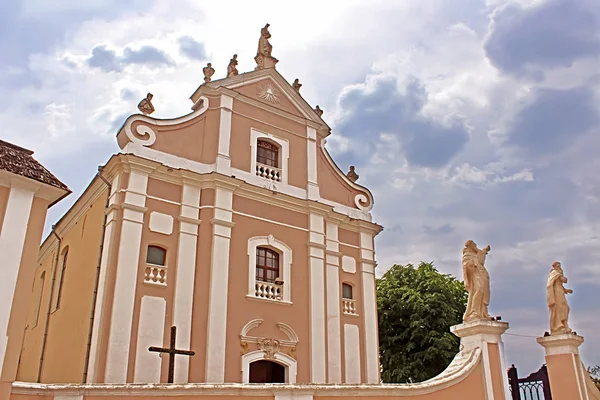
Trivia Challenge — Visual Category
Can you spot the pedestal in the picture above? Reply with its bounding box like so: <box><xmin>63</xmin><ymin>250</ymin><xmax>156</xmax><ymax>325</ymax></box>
<box><xmin>451</xmin><ymin>320</ymin><xmax>510</xmax><ymax>400</ymax></box>
<box><xmin>537</xmin><ymin>333</ymin><xmax>589</xmax><ymax>400</ymax></box>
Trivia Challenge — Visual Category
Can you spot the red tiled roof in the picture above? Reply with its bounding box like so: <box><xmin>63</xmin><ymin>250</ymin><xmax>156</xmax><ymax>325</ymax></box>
<box><xmin>0</xmin><ymin>139</ymin><xmax>69</xmax><ymax>191</ymax></box>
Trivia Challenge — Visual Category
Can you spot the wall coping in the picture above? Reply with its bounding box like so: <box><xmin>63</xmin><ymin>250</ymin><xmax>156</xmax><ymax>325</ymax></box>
<box><xmin>12</xmin><ymin>349</ymin><xmax>481</xmax><ymax>397</ymax></box>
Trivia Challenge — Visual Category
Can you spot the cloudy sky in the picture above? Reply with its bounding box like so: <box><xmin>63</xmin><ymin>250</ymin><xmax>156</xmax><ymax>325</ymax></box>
<box><xmin>2</xmin><ymin>0</ymin><xmax>599</xmax><ymax>376</ymax></box>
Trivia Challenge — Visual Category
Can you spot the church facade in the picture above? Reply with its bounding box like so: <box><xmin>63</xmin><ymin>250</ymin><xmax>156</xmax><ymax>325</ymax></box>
<box><xmin>12</xmin><ymin>40</ymin><xmax>382</xmax><ymax>386</ymax></box>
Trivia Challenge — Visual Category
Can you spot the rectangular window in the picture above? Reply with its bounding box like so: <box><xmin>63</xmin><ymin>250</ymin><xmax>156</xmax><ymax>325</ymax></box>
<box><xmin>342</xmin><ymin>283</ymin><xmax>353</xmax><ymax>300</ymax></box>
<box><xmin>256</xmin><ymin>247</ymin><xmax>279</xmax><ymax>283</ymax></box>
<box><xmin>257</xmin><ymin>141</ymin><xmax>278</xmax><ymax>167</ymax></box>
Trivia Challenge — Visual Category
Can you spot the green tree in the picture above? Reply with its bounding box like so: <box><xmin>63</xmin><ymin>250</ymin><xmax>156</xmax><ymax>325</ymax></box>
<box><xmin>377</xmin><ymin>262</ymin><xmax>468</xmax><ymax>383</ymax></box>
<box><xmin>588</xmin><ymin>365</ymin><xmax>600</xmax><ymax>390</ymax></box>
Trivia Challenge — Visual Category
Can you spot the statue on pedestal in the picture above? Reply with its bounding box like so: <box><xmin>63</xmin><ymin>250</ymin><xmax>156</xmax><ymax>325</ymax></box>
<box><xmin>546</xmin><ymin>261</ymin><xmax>573</xmax><ymax>335</ymax></box>
<box><xmin>203</xmin><ymin>62</ymin><xmax>215</xmax><ymax>83</ymax></box>
<box><xmin>227</xmin><ymin>54</ymin><xmax>239</xmax><ymax>78</ymax></box>
<box><xmin>255</xmin><ymin>23</ymin><xmax>279</xmax><ymax>70</ymax></box>
<box><xmin>462</xmin><ymin>240</ymin><xmax>492</xmax><ymax>322</ymax></box>
<box><xmin>137</xmin><ymin>93</ymin><xmax>155</xmax><ymax>115</ymax></box>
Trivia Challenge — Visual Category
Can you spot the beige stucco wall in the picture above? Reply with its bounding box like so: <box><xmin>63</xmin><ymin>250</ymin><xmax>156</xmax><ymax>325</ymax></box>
<box><xmin>16</xmin><ymin>186</ymin><xmax>108</xmax><ymax>383</ymax></box>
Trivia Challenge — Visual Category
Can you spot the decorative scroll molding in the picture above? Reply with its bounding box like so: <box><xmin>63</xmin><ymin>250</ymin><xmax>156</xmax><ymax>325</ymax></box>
<box><xmin>122</xmin><ymin>96</ymin><xmax>209</xmax><ymax>147</ymax></box>
<box><xmin>277</xmin><ymin>322</ymin><xmax>299</xmax><ymax>343</ymax></box>
<box><xmin>320</xmin><ymin>140</ymin><xmax>374</xmax><ymax>212</ymax></box>
<box><xmin>240</xmin><ymin>319</ymin><xmax>264</xmax><ymax>337</ymax></box>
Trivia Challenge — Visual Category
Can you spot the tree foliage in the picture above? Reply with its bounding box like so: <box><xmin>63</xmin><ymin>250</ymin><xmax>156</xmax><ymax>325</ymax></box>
<box><xmin>588</xmin><ymin>365</ymin><xmax>600</xmax><ymax>390</ymax></box>
<box><xmin>377</xmin><ymin>262</ymin><xmax>468</xmax><ymax>383</ymax></box>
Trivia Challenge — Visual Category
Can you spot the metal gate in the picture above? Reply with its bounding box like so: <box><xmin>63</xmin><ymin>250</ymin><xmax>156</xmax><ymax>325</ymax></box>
<box><xmin>507</xmin><ymin>364</ymin><xmax>552</xmax><ymax>400</ymax></box>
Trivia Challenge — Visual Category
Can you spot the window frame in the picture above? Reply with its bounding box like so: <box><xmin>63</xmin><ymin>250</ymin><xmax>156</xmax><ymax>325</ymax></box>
<box><xmin>250</xmin><ymin>129</ymin><xmax>289</xmax><ymax>185</ymax></box>
<box><xmin>146</xmin><ymin>245</ymin><xmax>167</xmax><ymax>266</ymax></box>
<box><xmin>342</xmin><ymin>282</ymin><xmax>353</xmax><ymax>300</ymax></box>
<box><xmin>247</xmin><ymin>235</ymin><xmax>292</xmax><ymax>303</ymax></box>
<box><xmin>256</xmin><ymin>140</ymin><xmax>280</xmax><ymax>168</ymax></box>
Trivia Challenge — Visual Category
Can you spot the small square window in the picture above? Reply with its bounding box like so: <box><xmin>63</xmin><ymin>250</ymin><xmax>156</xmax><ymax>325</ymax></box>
<box><xmin>342</xmin><ymin>283</ymin><xmax>353</xmax><ymax>300</ymax></box>
<box><xmin>147</xmin><ymin>246</ymin><xmax>166</xmax><ymax>266</ymax></box>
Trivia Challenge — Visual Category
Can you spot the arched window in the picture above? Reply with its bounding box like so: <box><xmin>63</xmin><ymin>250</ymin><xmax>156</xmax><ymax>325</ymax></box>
<box><xmin>33</xmin><ymin>271</ymin><xmax>46</xmax><ymax>328</ymax></box>
<box><xmin>256</xmin><ymin>247</ymin><xmax>280</xmax><ymax>283</ymax></box>
<box><xmin>53</xmin><ymin>248</ymin><xmax>69</xmax><ymax>311</ymax></box>
<box><xmin>257</xmin><ymin>140</ymin><xmax>279</xmax><ymax>168</ymax></box>
<box><xmin>146</xmin><ymin>245</ymin><xmax>166</xmax><ymax>266</ymax></box>
<box><xmin>342</xmin><ymin>283</ymin><xmax>353</xmax><ymax>300</ymax></box>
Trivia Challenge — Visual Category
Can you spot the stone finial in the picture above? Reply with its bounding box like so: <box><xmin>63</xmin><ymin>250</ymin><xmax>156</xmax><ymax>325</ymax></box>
<box><xmin>292</xmin><ymin>78</ymin><xmax>302</xmax><ymax>93</ymax></box>
<box><xmin>203</xmin><ymin>62</ymin><xmax>215</xmax><ymax>83</ymax></box>
<box><xmin>255</xmin><ymin>23</ymin><xmax>279</xmax><ymax>70</ymax></box>
<box><xmin>546</xmin><ymin>261</ymin><xmax>573</xmax><ymax>335</ymax></box>
<box><xmin>462</xmin><ymin>240</ymin><xmax>493</xmax><ymax>323</ymax></box>
<box><xmin>346</xmin><ymin>166</ymin><xmax>359</xmax><ymax>182</ymax></box>
<box><xmin>227</xmin><ymin>54</ymin><xmax>239</xmax><ymax>77</ymax></box>
<box><xmin>137</xmin><ymin>93</ymin><xmax>155</xmax><ymax>115</ymax></box>
<box><xmin>314</xmin><ymin>105</ymin><xmax>323</xmax><ymax>117</ymax></box>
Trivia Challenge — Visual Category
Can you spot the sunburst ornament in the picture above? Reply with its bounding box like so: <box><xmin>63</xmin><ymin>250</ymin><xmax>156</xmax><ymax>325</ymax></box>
<box><xmin>257</xmin><ymin>83</ymin><xmax>280</xmax><ymax>103</ymax></box>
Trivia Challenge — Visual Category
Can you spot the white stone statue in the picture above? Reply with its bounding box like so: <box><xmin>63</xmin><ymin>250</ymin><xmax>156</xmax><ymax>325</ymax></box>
<box><xmin>546</xmin><ymin>261</ymin><xmax>573</xmax><ymax>335</ymax></box>
<box><xmin>462</xmin><ymin>240</ymin><xmax>492</xmax><ymax>322</ymax></box>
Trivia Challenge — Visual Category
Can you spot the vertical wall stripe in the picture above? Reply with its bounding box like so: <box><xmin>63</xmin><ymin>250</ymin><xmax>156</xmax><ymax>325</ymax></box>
<box><xmin>308</xmin><ymin>211</ymin><xmax>326</xmax><ymax>383</ymax></box>
<box><xmin>325</xmin><ymin>220</ymin><xmax>342</xmax><ymax>383</ymax></box>
<box><xmin>344</xmin><ymin>324</ymin><xmax>361</xmax><ymax>384</ymax></box>
<box><xmin>360</xmin><ymin>231</ymin><xmax>379</xmax><ymax>383</ymax></box>
<box><xmin>87</xmin><ymin>174</ymin><xmax>120</xmax><ymax>383</ymax></box>
<box><xmin>105</xmin><ymin>169</ymin><xmax>149</xmax><ymax>383</ymax></box>
<box><xmin>172</xmin><ymin>183</ymin><xmax>201</xmax><ymax>383</ymax></box>
<box><xmin>0</xmin><ymin>185</ymin><xmax>34</xmax><ymax>372</ymax></box>
<box><xmin>134</xmin><ymin>296</ymin><xmax>166</xmax><ymax>383</ymax></box>
<box><xmin>216</xmin><ymin>95</ymin><xmax>233</xmax><ymax>175</ymax></box>
<box><xmin>204</xmin><ymin>186</ymin><xmax>234</xmax><ymax>383</ymax></box>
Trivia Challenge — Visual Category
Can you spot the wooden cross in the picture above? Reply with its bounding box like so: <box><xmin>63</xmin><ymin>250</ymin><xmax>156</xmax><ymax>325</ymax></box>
<box><xmin>149</xmin><ymin>326</ymin><xmax>195</xmax><ymax>383</ymax></box>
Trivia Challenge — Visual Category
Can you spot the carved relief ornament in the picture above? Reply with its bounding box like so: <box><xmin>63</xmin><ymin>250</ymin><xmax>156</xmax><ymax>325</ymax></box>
<box><xmin>258</xmin><ymin>338</ymin><xmax>280</xmax><ymax>360</ymax></box>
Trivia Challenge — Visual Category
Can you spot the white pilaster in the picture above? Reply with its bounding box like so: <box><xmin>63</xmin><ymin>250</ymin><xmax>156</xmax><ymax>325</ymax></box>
<box><xmin>216</xmin><ymin>95</ymin><xmax>233</xmax><ymax>175</ymax></box>
<box><xmin>306</xmin><ymin>127</ymin><xmax>319</xmax><ymax>200</ymax></box>
<box><xmin>308</xmin><ymin>211</ymin><xmax>326</xmax><ymax>383</ymax></box>
<box><xmin>359</xmin><ymin>230</ymin><xmax>379</xmax><ymax>384</ymax></box>
<box><xmin>344</xmin><ymin>324</ymin><xmax>361</xmax><ymax>384</ymax></box>
<box><xmin>134</xmin><ymin>296</ymin><xmax>166</xmax><ymax>383</ymax></box>
<box><xmin>205</xmin><ymin>185</ymin><xmax>235</xmax><ymax>383</ymax></box>
<box><xmin>325</xmin><ymin>221</ymin><xmax>342</xmax><ymax>383</ymax></box>
<box><xmin>105</xmin><ymin>168</ymin><xmax>149</xmax><ymax>383</ymax></box>
<box><xmin>87</xmin><ymin>174</ymin><xmax>121</xmax><ymax>383</ymax></box>
<box><xmin>451</xmin><ymin>320</ymin><xmax>510</xmax><ymax>400</ymax></box>
<box><xmin>0</xmin><ymin>184</ymin><xmax>35</xmax><ymax>372</ymax></box>
<box><xmin>172</xmin><ymin>182</ymin><xmax>201</xmax><ymax>383</ymax></box>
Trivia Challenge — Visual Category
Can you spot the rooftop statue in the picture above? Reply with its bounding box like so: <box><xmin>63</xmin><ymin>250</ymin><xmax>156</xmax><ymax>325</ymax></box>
<box><xmin>292</xmin><ymin>78</ymin><xmax>302</xmax><ymax>93</ymax></box>
<box><xmin>462</xmin><ymin>240</ymin><xmax>492</xmax><ymax>322</ymax></box>
<box><xmin>203</xmin><ymin>62</ymin><xmax>215</xmax><ymax>83</ymax></box>
<box><xmin>314</xmin><ymin>105</ymin><xmax>323</xmax><ymax>117</ymax></box>
<box><xmin>546</xmin><ymin>261</ymin><xmax>573</xmax><ymax>335</ymax></box>
<box><xmin>227</xmin><ymin>54</ymin><xmax>239</xmax><ymax>77</ymax></box>
<box><xmin>346</xmin><ymin>166</ymin><xmax>359</xmax><ymax>182</ymax></box>
<box><xmin>137</xmin><ymin>93</ymin><xmax>155</xmax><ymax>115</ymax></box>
<box><xmin>255</xmin><ymin>23</ymin><xmax>279</xmax><ymax>70</ymax></box>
